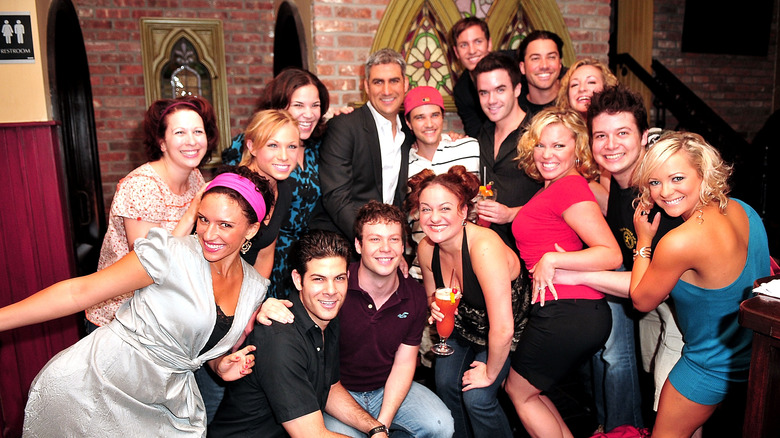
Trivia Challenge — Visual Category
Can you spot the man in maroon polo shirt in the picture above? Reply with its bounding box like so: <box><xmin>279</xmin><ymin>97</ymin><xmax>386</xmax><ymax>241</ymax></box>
<box><xmin>322</xmin><ymin>201</ymin><xmax>453</xmax><ymax>437</ymax></box>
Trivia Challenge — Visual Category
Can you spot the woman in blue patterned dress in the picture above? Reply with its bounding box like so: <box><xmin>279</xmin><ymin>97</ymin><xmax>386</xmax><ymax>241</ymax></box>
<box><xmin>223</xmin><ymin>68</ymin><xmax>330</xmax><ymax>298</ymax></box>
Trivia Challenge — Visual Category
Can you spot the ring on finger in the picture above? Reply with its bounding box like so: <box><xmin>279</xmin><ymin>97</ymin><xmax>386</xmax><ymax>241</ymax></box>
<box><xmin>641</xmin><ymin>210</ymin><xmax>649</xmax><ymax>216</ymax></box>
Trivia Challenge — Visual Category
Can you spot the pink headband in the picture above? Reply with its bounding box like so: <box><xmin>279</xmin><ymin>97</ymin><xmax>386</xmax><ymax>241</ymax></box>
<box><xmin>205</xmin><ymin>173</ymin><xmax>267</xmax><ymax>221</ymax></box>
<box><xmin>160</xmin><ymin>101</ymin><xmax>199</xmax><ymax>119</ymax></box>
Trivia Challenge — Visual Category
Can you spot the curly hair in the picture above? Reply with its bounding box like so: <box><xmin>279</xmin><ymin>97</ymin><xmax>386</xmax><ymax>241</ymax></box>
<box><xmin>238</xmin><ymin>109</ymin><xmax>299</xmax><ymax>167</ymax></box>
<box><xmin>405</xmin><ymin>165</ymin><xmax>480</xmax><ymax>217</ymax></box>
<box><xmin>555</xmin><ymin>58</ymin><xmax>618</xmax><ymax>112</ymax></box>
<box><xmin>516</xmin><ymin>107</ymin><xmax>598</xmax><ymax>182</ymax></box>
<box><xmin>205</xmin><ymin>165</ymin><xmax>274</xmax><ymax>224</ymax></box>
<box><xmin>354</xmin><ymin>200</ymin><xmax>408</xmax><ymax>243</ymax></box>
<box><xmin>143</xmin><ymin>96</ymin><xmax>218</xmax><ymax>165</ymax></box>
<box><xmin>254</xmin><ymin>68</ymin><xmax>330</xmax><ymax>140</ymax></box>
<box><xmin>632</xmin><ymin>131</ymin><xmax>732</xmax><ymax>213</ymax></box>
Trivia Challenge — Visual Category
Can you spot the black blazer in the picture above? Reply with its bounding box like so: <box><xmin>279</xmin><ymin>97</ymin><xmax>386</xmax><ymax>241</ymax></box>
<box><xmin>314</xmin><ymin>104</ymin><xmax>413</xmax><ymax>240</ymax></box>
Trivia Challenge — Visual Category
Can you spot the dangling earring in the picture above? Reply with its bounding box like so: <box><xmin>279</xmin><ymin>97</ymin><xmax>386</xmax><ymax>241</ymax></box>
<box><xmin>462</xmin><ymin>216</ymin><xmax>467</xmax><ymax>227</ymax></box>
<box><xmin>575</xmin><ymin>158</ymin><xmax>581</xmax><ymax>166</ymax></box>
<box><xmin>241</xmin><ymin>240</ymin><xmax>252</xmax><ymax>254</ymax></box>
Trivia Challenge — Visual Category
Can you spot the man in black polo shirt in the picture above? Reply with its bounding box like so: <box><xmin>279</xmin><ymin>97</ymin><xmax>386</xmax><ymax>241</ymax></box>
<box><xmin>209</xmin><ymin>230</ymin><xmax>389</xmax><ymax>438</ymax></box>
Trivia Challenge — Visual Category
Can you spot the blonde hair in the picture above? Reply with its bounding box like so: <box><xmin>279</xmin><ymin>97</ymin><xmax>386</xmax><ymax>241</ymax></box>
<box><xmin>516</xmin><ymin>107</ymin><xmax>599</xmax><ymax>182</ymax></box>
<box><xmin>238</xmin><ymin>109</ymin><xmax>299</xmax><ymax>167</ymax></box>
<box><xmin>555</xmin><ymin>58</ymin><xmax>618</xmax><ymax>111</ymax></box>
<box><xmin>633</xmin><ymin>131</ymin><xmax>732</xmax><ymax>213</ymax></box>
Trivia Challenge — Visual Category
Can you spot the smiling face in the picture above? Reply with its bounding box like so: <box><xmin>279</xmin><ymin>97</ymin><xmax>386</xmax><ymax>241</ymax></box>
<box><xmin>647</xmin><ymin>150</ymin><xmax>703</xmax><ymax>219</ymax></box>
<box><xmin>355</xmin><ymin>221</ymin><xmax>404</xmax><ymax>279</ymax></box>
<box><xmin>364</xmin><ymin>63</ymin><xmax>408</xmax><ymax>122</ymax></box>
<box><xmin>590</xmin><ymin>111</ymin><xmax>648</xmax><ymax>188</ymax></box>
<box><xmin>476</xmin><ymin>68</ymin><xmax>522</xmax><ymax>124</ymax></box>
<box><xmin>286</xmin><ymin>84</ymin><xmax>321</xmax><ymax>141</ymax></box>
<box><xmin>246</xmin><ymin>123</ymin><xmax>300</xmax><ymax>182</ymax></box>
<box><xmin>160</xmin><ymin>109</ymin><xmax>208</xmax><ymax>171</ymax></box>
<box><xmin>519</xmin><ymin>38</ymin><xmax>562</xmax><ymax>93</ymax></box>
<box><xmin>408</xmin><ymin>104</ymin><xmax>444</xmax><ymax>149</ymax></box>
<box><xmin>533</xmin><ymin>123</ymin><xmax>578</xmax><ymax>185</ymax></box>
<box><xmin>197</xmin><ymin>193</ymin><xmax>259</xmax><ymax>263</ymax></box>
<box><xmin>567</xmin><ymin>65</ymin><xmax>605</xmax><ymax>115</ymax></box>
<box><xmin>292</xmin><ymin>256</ymin><xmax>348</xmax><ymax>329</ymax></box>
<box><xmin>418</xmin><ymin>184</ymin><xmax>468</xmax><ymax>244</ymax></box>
<box><xmin>454</xmin><ymin>24</ymin><xmax>492</xmax><ymax>72</ymax></box>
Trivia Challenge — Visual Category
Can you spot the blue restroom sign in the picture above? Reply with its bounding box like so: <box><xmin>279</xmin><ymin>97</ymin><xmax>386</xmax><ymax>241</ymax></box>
<box><xmin>0</xmin><ymin>13</ymin><xmax>34</xmax><ymax>63</ymax></box>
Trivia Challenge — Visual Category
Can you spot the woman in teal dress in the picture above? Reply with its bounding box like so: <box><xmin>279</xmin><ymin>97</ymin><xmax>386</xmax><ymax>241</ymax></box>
<box><xmin>630</xmin><ymin>132</ymin><xmax>770</xmax><ymax>438</ymax></box>
<box><xmin>223</xmin><ymin>68</ymin><xmax>330</xmax><ymax>298</ymax></box>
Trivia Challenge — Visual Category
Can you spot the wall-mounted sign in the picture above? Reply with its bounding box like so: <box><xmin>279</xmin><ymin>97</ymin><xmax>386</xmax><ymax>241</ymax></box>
<box><xmin>0</xmin><ymin>12</ymin><xmax>34</xmax><ymax>63</ymax></box>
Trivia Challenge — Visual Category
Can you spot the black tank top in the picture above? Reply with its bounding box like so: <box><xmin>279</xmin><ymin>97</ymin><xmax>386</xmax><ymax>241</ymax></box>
<box><xmin>432</xmin><ymin>229</ymin><xmax>486</xmax><ymax>310</ymax></box>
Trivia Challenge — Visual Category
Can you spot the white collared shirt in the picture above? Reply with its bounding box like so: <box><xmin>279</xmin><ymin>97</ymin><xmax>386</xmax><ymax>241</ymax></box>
<box><xmin>366</xmin><ymin>101</ymin><xmax>405</xmax><ymax>204</ymax></box>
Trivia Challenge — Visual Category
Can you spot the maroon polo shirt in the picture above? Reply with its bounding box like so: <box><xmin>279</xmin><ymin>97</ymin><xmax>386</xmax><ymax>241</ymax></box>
<box><xmin>339</xmin><ymin>262</ymin><xmax>428</xmax><ymax>392</ymax></box>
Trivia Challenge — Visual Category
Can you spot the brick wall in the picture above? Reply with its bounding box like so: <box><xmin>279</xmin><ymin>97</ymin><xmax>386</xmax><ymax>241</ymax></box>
<box><xmin>653</xmin><ymin>0</ymin><xmax>778</xmax><ymax>140</ymax></box>
<box><xmin>76</xmin><ymin>0</ymin><xmax>276</xmax><ymax>208</ymax></box>
<box><xmin>74</xmin><ymin>0</ymin><xmax>611</xmax><ymax>211</ymax></box>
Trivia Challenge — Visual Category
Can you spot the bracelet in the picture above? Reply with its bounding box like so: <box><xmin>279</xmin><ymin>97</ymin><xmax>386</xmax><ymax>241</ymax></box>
<box><xmin>367</xmin><ymin>425</ymin><xmax>388</xmax><ymax>437</ymax></box>
<box><xmin>632</xmin><ymin>246</ymin><xmax>652</xmax><ymax>260</ymax></box>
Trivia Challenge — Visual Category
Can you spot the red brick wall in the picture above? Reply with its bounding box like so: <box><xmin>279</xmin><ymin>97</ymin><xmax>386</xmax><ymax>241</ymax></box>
<box><xmin>76</xmin><ymin>0</ymin><xmax>276</xmax><ymax>208</ymax></box>
<box><xmin>653</xmin><ymin>0</ymin><xmax>778</xmax><ymax>140</ymax></box>
<box><xmin>74</xmin><ymin>0</ymin><xmax>611</xmax><ymax>212</ymax></box>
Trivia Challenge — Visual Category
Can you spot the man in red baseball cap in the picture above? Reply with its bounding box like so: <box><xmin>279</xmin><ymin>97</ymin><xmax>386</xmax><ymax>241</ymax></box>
<box><xmin>403</xmin><ymin>86</ymin><xmax>480</xmax><ymax>180</ymax></box>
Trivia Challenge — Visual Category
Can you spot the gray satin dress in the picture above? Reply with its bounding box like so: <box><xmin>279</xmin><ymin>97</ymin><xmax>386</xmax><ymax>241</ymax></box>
<box><xmin>22</xmin><ymin>229</ymin><xmax>268</xmax><ymax>437</ymax></box>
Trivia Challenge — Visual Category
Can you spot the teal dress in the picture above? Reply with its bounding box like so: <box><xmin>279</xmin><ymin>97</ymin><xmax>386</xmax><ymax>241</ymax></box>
<box><xmin>667</xmin><ymin>199</ymin><xmax>770</xmax><ymax>405</ymax></box>
<box><xmin>222</xmin><ymin>134</ymin><xmax>323</xmax><ymax>298</ymax></box>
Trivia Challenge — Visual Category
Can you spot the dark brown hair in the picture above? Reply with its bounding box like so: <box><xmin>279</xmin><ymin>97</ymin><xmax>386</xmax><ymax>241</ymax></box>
<box><xmin>143</xmin><ymin>95</ymin><xmax>218</xmax><ymax>165</ymax></box>
<box><xmin>473</xmin><ymin>52</ymin><xmax>523</xmax><ymax>88</ymax></box>
<box><xmin>448</xmin><ymin>17</ymin><xmax>490</xmax><ymax>48</ymax></box>
<box><xmin>255</xmin><ymin>68</ymin><xmax>330</xmax><ymax>140</ymax></box>
<box><xmin>291</xmin><ymin>230</ymin><xmax>351</xmax><ymax>276</ymax></box>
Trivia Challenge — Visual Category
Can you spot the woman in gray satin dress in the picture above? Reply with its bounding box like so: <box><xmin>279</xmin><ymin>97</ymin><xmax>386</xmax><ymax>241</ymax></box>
<box><xmin>0</xmin><ymin>166</ymin><xmax>274</xmax><ymax>437</ymax></box>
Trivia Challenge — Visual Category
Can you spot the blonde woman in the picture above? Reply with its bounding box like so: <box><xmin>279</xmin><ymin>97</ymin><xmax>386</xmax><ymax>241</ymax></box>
<box><xmin>504</xmin><ymin>108</ymin><xmax>621</xmax><ymax>438</ymax></box>
<box><xmin>630</xmin><ymin>132</ymin><xmax>770</xmax><ymax>438</ymax></box>
<box><xmin>555</xmin><ymin>57</ymin><xmax>618</xmax><ymax>118</ymax></box>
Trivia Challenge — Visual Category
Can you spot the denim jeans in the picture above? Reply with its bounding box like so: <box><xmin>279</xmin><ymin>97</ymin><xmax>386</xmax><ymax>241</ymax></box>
<box><xmin>322</xmin><ymin>382</ymin><xmax>454</xmax><ymax>437</ymax></box>
<box><xmin>591</xmin><ymin>297</ymin><xmax>644</xmax><ymax>429</ymax></box>
<box><xmin>434</xmin><ymin>336</ymin><xmax>512</xmax><ymax>438</ymax></box>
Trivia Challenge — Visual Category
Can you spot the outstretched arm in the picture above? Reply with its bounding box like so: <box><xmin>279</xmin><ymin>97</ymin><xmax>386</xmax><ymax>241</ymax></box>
<box><xmin>0</xmin><ymin>251</ymin><xmax>153</xmax><ymax>331</ymax></box>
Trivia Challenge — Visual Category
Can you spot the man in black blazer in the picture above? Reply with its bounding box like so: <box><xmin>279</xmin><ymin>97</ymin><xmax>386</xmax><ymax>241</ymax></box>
<box><xmin>316</xmin><ymin>48</ymin><xmax>413</xmax><ymax>241</ymax></box>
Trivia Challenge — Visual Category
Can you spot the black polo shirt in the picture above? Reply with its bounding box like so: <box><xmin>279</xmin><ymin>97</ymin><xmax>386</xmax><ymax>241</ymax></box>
<box><xmin>208</xmin><ymin>292</ymin><xmax>340</xmax><ymax>437</ymax></box>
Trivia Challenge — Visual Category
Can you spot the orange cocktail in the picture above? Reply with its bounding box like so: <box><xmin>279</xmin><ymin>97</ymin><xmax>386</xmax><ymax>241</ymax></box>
<box><xmin>432</xmin><ymin>287</ymin><xmax>462</xmax><ymax>356</ymax></box>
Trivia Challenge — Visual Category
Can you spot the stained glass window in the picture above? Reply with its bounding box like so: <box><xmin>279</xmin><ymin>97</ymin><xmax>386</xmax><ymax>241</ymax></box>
<box><xmin>160</xmin><ymin>37</ymin><xmax>213</xmax><ymax>101</ymax></box>
<box><xmin>401</xmin><ymin>4</ymin><xmax>455</xmax><ymax>95</ymax></box>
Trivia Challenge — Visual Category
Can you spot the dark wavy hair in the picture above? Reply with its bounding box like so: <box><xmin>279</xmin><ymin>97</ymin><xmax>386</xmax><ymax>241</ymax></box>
<box><xmin>406</xmin><ymin>165</ymin><xmax>480</xmax><ymax>217</ymax></box>
<box><xmin>143</xmin><ymin>96</ymin><xmax>218</xmax><ymax>165</ymax></box>
<box><xmin>354</xmin><ymin>200</ymin><xmax>408</xmax><ymax>243</ymax></box>
<box><xmin>291</xmin><ymin>230</ymin><xmax>351</xmax><ymax>276</ymax></box>
<box><xmin>205</xmin><ymin>165</ymin><xmax>274</xmax><ymax>224</ymax></box>
<box><xmin>255</xmin><ymin>68</ymin><xmax>330</xmax><ymax>140</ymax></box>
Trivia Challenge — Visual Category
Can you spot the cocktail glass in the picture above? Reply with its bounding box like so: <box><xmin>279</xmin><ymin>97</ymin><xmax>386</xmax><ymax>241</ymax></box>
<box><xmin>475</xmin><ymin>184</ymin><xmax>497</xmax><ymax>227</ymax></box>
<box><xmin>432</xmin><ymin>287</ymin><xmax>462</xmax><ymax>356</ymax></box>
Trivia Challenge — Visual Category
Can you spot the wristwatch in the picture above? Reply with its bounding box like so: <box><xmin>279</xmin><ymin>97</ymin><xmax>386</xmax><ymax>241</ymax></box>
<box><xmin>367</xmin><ymin>425</ymin><xmax>388</xmax><ymax>437</ymax></box>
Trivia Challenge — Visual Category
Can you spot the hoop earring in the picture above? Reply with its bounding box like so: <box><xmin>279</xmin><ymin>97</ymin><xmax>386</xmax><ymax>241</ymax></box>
<box><xmin>241</xmin><ymin>240</ymin><xmax>252</xmax><ymax>254</ymax></box>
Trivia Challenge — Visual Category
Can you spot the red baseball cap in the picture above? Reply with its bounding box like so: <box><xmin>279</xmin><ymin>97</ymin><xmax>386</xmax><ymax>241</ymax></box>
<box><xmin>403</xmin><ymin>86</ymin><xmax>445</xmax><ymax>117</ymax></box>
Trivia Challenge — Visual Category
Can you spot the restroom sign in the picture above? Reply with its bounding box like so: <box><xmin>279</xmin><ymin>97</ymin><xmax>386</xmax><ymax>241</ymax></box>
<box><xmin>0</xmin><ymin>12</ymin><xmax>34</xmax><ymax>63</ymax></box>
